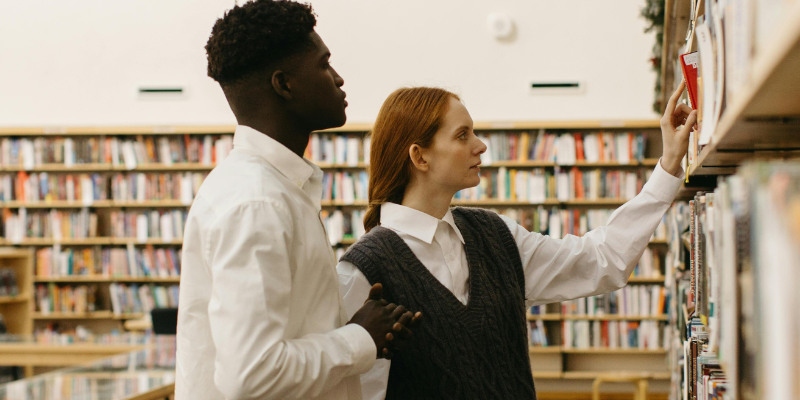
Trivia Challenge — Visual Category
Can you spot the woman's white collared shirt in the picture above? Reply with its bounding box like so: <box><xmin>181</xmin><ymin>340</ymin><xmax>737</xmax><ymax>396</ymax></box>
<box><xmin>336</xmin><ymin>161</ymin><xmax>684</xmax><ymax>400</ymax></box>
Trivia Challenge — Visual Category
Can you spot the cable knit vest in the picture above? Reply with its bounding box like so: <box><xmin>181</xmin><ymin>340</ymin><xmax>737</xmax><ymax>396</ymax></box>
<box><xmin>340</xmin><ymin>207</ymin><xmax>536</xmax><ymax>400</ymax></box>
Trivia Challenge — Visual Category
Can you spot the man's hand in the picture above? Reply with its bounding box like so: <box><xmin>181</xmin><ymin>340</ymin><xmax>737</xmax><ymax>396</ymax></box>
<box><xmin>660</xmin><ymin>80</ymin><xmax>698</xmax><ymax>177</ymax></box>
<box><xmin>346</xmin><ymin>283</ymin><xmax>422</xmax><ymax>359</ymax></box>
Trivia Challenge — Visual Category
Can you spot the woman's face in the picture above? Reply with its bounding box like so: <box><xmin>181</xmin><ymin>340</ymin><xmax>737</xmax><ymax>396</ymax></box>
<box><xmin>418</xmin><ymin>97</ymin><xmax>487</xmax><ymax>193</ymax></box>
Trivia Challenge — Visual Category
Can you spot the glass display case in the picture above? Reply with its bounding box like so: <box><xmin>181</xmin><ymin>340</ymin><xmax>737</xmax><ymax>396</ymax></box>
<box><xmin>0</xmin><ymin>335</ymin><xmax>175</xmax><ymax>400</ymax></box>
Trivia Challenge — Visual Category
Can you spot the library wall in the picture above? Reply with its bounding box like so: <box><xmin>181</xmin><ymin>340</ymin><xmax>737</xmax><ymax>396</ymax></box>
<box><xmin>0</xmin><ymin>0</ymin><xmax>659</xmax><ymax>126</ymax></box>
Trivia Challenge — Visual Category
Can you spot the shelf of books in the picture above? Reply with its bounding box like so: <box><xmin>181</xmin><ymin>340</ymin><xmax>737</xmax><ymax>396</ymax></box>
<box><xmin>666</xmin><ymin>0</ymin><xmax>800</xmax><ymax>178</ymax></box>
<box><xmin>663</xmin><ymin>163</ymin><xmax>800</xmax><ymax>400</ymax></box>
<box><xmin>0</xmin><ymin>121</ymin><xmax>675</xmax><ymax>394</ymax></box>
<box><xmin>660</xmin><ymin>0</ymin><xmax>800</xmax><ymax>398</ymax></box>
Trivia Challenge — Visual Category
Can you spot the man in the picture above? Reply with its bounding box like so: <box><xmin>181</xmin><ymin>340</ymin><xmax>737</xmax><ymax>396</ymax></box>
<box><xmin>176</xmin><ymin>1</ymin><xmax>420</xmax><ymax>399</ymax></box>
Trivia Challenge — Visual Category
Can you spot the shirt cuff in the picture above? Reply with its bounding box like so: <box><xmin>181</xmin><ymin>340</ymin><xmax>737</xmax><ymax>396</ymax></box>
<box><xmin>642</xmin><ymin>159</ymin><xmax>684</xmax><ymax>203</ymax></box>
<box><xmin>333</xmin><ymin>323</ymin><xmax>377</xmax><ymax>375</ymax></box>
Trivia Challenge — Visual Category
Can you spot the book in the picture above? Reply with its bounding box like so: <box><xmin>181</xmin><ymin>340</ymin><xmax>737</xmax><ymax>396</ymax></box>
<box><xmin>680</xmin><ymin>52</ymin><xmax>700</xmax><ymax>109</ymax></box>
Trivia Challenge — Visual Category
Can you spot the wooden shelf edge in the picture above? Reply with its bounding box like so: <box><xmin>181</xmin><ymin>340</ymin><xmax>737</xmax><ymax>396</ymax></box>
<box><xmin>561</xmin><ymin>371</ymin><xmax>670</xmax><ymax>380</ymax></box>
<box><xmin>32</xmin><ymin>312</ymin><xmax>144</xmax><ymax>320</ymax></box>
<box><xmin>0</xmin><ymin>295</ymin><xmax>29</xmax><ymax>304</ymax></box>
<box><xmin>0</xmin><ymin>120</ymin><xmax>661</xmax><ymax>136</ymax></box>
<box><xmin>562</xmin><ymin>315</ymin><xmax>668</xmax><ymax>321</ymax></box>
<box><xmin>33</xmin><ymin>276</ymin><xmax>179</xmax><ymax>283</ymax></box>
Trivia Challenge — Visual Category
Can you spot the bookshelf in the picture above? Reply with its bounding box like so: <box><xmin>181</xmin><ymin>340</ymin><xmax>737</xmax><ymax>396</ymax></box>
<box><xmin>660</xmin><ymin>0</ymin><xmax>800</xmax><ymax>397</ymax></box>
<box><xmin>0</xmin><ymin>248</ymin><xmax>33</xmax><ymax>336</ymax></box>
<box><xmin>0</xmin><ymin>120</ymin><xmax>670</xmax><ymax>395</ymax></box>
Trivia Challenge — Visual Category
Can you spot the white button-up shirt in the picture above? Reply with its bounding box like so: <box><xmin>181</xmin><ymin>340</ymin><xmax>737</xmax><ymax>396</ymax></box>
<box><xmin>176</xmin><ymin>125</ymin><xmax>376</xmax><ymax>400</ymax></box>
<box><xmin>337</xmin><ymin>161</ymin><xmax>683</xmax><ymax>400</ymax></box>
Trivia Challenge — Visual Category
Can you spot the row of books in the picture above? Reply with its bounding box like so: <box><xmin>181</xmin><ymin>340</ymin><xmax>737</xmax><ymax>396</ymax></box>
<box><xmin>304</xmin><ymin>131</ymin><xmax>649</xmax><ymax>167</ymax></box>
<box><xmin>305</xmin><ymin>134</ymin><xmax>371</xmax><ymax>165</ymax></box>
<box><xmin>322</xmin><ymin>209</ymin><xmax>365</xmax><ymax>246</ymax></box>
<box><xmin>109</xmin><ymin>172</ymin><xmax>205</xmax><ymax>203</ymax></box>
<box><xmin>2</xmin><ymin>208</ymin><xmax>98</xmax><ymax>242</ymax></box>
<box><xmin>109</xmin><ymin>283</ymin><xmax>179</xmax><ymax>315</ymax></box>
<box><xmin>0</xmin><ymin>135</ymin><xmax>233</xmax><ymax>169</ymax></box>
<box><xmin>321</xmin><ymin>168</ymin><xmax>651</xmax><ymax>204</ymax></box>
<box><xmin>679</xmin><ymin>0</ymin><xmax>795</xmax><ymax>173</ymax></box>
<box><xmin>0</xmin><ymin>171</ymin><xmax>207</xmax><ymax>204</ymax></box>
<box><xmin>478</xmin><ymin>131</ymin><xmax>648</xmax><ymax>165</ymax></box>
<box><xmin>321</xmin><ymin>171</ymin><xmax>368</xmax><ymax>203</ymax></box>
<box><xmin>1</xmin><ymin>209</ymin><xmax>187</xmax><ymax>242</ymax></box>
<box><xmin>666</xmin><ymin>162</ymin><xmax>800</xmax><ymax>400</ymax></box>
<box><xmin>496</xmin><ymin>207</ymin><xmax>667</xmax><ymax>242</ymax></box>
<box><xmin>0</xmin><ymin>269</ymin><xmax>18</xmax><ymax>297</ymax></box>
<box><xmin>108</xmin><ymin>210</ymin><xmax>187</xmax><ymax>242</ymax></box>
<box><xmin>562</xmin><ymin>319</ymin><xmax>666</xmax><ymax>350</ymax></box>
<box><xmin>560</xmin><ymin>285</ymin><xmax>668</xmax><ymax>317</ymax></box>
<box><xmin>454</xmin><ymin>168</ymin><xmax>649</xmax><ymax>202</ymax></box>
<box><xmin>35</xmin><ymin>283</ymin><xmax>98</xmax><ymax>314</ymax></box>
<box><xmin>35</xmin><ymin>245</ymin><xmax>181</xmax><ymax>278</ymax></box>
<box><xmin>321</xmin><ymin>207</ymin><xmax>667</xmax><ymax>250</ymax></box>
<box><xmin>0</xmin><ymin>172</ymin><xmax>104</xmax><ymax>203</ymax></box>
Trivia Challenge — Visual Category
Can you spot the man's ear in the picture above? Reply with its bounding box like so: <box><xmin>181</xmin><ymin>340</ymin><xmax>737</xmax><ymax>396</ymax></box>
<box><xmin>409</xmin><ymin>144</ymin><xmax>429</xmax><ymax>172</ymax></box>
<box><xmin>271</xmin><ymin>70</ymin><xmax>292</xmax><ymax>100</ymax></box>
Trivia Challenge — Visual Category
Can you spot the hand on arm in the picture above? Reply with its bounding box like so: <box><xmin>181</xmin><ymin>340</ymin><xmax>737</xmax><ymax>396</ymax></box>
<box><xmin>347</xmin><ymin>283</ymin><xmax>423</xmax><ymax>359</ymax></box>
<box><xmin>660</xmin><ymin>80</ymin><xmax>698</xmax><ymax>176</ymax></box>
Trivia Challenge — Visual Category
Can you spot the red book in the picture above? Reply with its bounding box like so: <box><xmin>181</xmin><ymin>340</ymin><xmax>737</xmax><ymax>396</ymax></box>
<box><xmin>573</xmin><ymin>133</ymin><xmax>585</xmax><ymax>161</ymax></box>
<box><xmin>679</xmin><ymin>52</ymin><xmax>700</xmax><ymax>109</ymax></box>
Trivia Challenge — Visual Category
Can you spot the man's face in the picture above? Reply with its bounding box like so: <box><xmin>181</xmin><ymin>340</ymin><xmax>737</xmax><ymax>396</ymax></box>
<box><xmin>283</xmin><ymin>31</ymin><xmax>347</xmax><ymax>131</ymax></box>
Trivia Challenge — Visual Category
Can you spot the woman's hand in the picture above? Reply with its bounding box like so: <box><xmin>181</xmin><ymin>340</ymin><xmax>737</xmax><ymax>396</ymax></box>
<box><xmin>660</xmin><ymin>80</ymin><xmax>698</xmax><ymax>177</ymax></box>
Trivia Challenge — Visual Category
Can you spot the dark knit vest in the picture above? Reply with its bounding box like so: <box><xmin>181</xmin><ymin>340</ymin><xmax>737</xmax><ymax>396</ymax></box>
<box><xmin>340</xmin><ymin>207</ymin><xmax>536</xmax><ymax>400</ymax></box>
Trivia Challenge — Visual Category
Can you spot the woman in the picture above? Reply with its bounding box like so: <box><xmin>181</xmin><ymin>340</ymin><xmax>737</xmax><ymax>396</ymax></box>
<box><xmin>337</xmin><ymin>84</ymin><xmax>694</xmax><ymax>399</ymax></box>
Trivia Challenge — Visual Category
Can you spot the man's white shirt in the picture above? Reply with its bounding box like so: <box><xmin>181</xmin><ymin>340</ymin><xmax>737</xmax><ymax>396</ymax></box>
<box><xmin>176</xmin><ymin>125</ymin><xmax>376</xmax><ymax>400</ymax></box>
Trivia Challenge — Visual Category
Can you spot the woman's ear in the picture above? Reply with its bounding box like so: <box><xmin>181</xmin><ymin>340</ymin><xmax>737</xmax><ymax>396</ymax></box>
<box><xmin>408</xmin><ymin>144</ymin><xmax>429</xmax><ymax>172</ymax></box>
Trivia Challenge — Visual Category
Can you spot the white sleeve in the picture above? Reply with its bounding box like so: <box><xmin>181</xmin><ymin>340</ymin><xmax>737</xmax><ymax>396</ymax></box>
<box><xmin>207</xmin><ymin>201</ymin><xmax>376</xmax><ymax>400</ymax></box>
<box><xmin>504</xmin><ymin>160</ymin><xmax>684</xmax><ymax>306</ymax></box>
<box><xmin>337</xmin><ymin>260</ymin><xmax>391</xmax><ymax>400</ymax></box>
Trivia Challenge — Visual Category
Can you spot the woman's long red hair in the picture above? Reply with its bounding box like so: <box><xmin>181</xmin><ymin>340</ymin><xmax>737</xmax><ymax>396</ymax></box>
<box><xmin>364</xmin><ymin>87</ymin><xmax>459</xmax><ymax>232</ymax></box>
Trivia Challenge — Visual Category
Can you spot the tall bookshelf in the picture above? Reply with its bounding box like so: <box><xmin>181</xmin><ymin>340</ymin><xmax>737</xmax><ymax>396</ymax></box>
<box><xmin>661</xmin><ymin>0</ymin><xmax>800</xmax><ymax>398</ymax></box>
<box><xmin>0</xmin><ymin>120</ymin><xmax>673</xmax><ymax>396</ymax></box>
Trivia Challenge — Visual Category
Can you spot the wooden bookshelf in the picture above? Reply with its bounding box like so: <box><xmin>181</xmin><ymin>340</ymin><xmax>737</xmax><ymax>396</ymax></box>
<box><xmin>679</xmin><ymin>1</ymin><xmax>800</xmax><ymax>176</ymax></box>
<box><xmin>560</xmin><ymin>348</ymin><xmax>667</xmax><ymax>354</ymax></box>
<box><xmin>485</xmin><ymin>159</ymin><xmax>660</xmax><ymax>168</ymax></box>
<box><xmin>561</xmin><ymin>315</ymin><xmax>668</xmax><ymax>321</ymax></box>
<box><xmin>527</xmin><ymin>313</ymin><xmax>563</xmax><ymax>321</ymax></box>
<box><xmin>2</xmin><ymin>159</ymin><xmax>662</xmax><ymax>172</ymax></box>
<box><xmin>529</xmin><ymin>346</ymin><xmax>563</xmax><ymax>354</ymax></box>
<box><xmin>0</xmin><ymin>122</ymin><xmax>667</xmax><ymax>392</ymax></box>
<box><xmin>32</xmin><ymin>311</ymin><xmax>144</xmax><ymax>320</ymax></box>
<box><xmin>561</xmin><ymin>371</ymin><xmax>670</xmax><ymax>380</ymax></box>
<box><xmin>33</xmin><ymin>276</ymin><xmax>179</xmax><ymax>283</ymax></box>
<box><xmin>0</xmin><ymin>120</ymin><xmax>660</xmax><ymax>137</ymax></box>
<box><xmin>0</xmin><ymin>248</ymin><xmax>33</xmax><ymax>336</ymax></box>
<box><xmin>532</xmin><ymin>371</ymin><xmax>564</xmax><ymax>379</ymax></box>
<box><xmin>1</xmin><ymin>200</ymin><xmax>189</xmax><ymax>208</ymax></box>
<box><xmin>0</xmin><ymin>294</ymin><xmax>29</xmax><ymax>304</ymax></box>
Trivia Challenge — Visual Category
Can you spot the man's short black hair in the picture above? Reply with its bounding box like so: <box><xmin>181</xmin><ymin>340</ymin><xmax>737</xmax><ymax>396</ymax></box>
<box><xmin>206</xmin><ymin>0</ymin><xmax>317</xmax><ymax>84</ymax></box>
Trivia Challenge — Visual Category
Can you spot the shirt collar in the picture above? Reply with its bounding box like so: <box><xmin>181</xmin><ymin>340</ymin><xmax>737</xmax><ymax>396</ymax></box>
<box><xmin>380</xmin><ymin>202</ymin><xmax>465</xmax><ymax>245</ymax></box>
<box><xmin>232</xmin><ymin>125</ymin><xmax>319</xmax><ymax>189</ymax></box>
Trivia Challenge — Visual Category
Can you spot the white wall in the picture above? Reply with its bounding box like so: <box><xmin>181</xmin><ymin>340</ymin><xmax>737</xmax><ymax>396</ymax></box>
<box><xmin>0</xmin><ymin>0</ymin><xmax>659</xmax><ymax>127</ymax></box>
